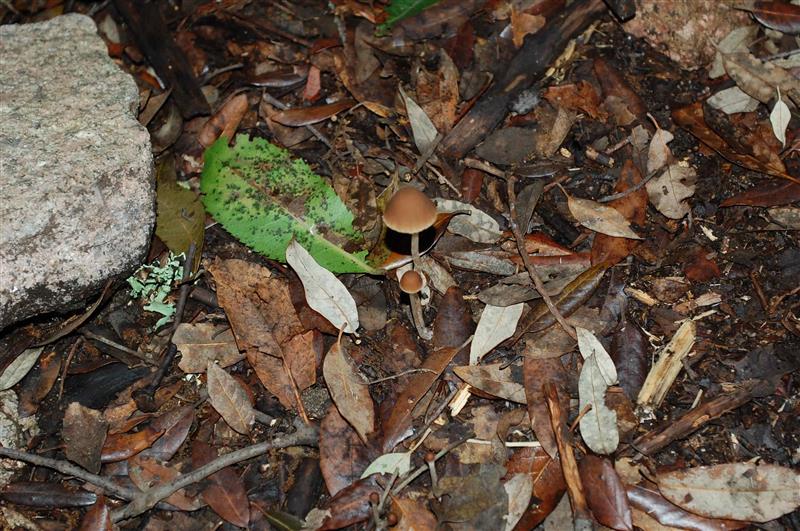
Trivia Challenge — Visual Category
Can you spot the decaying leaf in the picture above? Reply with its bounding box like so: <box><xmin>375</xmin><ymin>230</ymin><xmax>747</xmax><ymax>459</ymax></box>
<box><xmin>646</xmin><ymin>163</ymin><xmax>697</xmax><ymax>220</ymax></box>
<box><xmin>360</xmin><ymin>452</ymin><xmax>411</xmax><ymax>478</ymax></box>
<box><xmin>434</xmin><ymin>198</ymin><xmax>502</xmax><ymax>243</ymax></box>
<box><xmin>657</xmin><ymin>462</ymin><xmax>800</xmax><ymax>523</ymax></box>
<box><xmin>270</xmin><ymin>99</ymin><xmax>355</xmax><ymax>127</ymax></box>
<box><xmin>0</xmin><ymin>347</ymin><xmax>44</xmax><ymax>392</ymax></box>
<box><xmin>286</xmin><ymin>239</ymin><xmax>359</xmax><ymax>333</ymax></box>
<box><xmin>567</xmin><ymin>193</ymin><xmax>642</xmax><ymax>240</ymax></box>
<box><xmin>453</xmin><ymin>362</ymin><xmax>526</xmax><ymax>403</ymax></box>
<box><xmin>62</xmin><ymin>402</ymin><xmax>107</xmax><ymax>474</ymax></box>
<box><xmin>155</xmin><ymin>158</ymin><xmax>205</xmax><ymax>270</ymax></box>
<box><xmin>206</xmin><ymin>361</ymin><xmax>255</xmax><ymax>435</ymax></box>
<box><xmin>647</xmin><ymin>127</ymin><xmax>674</xmax><ymax>174</ymax></box>
<box><xmin>470</xmin><ymin>303</ymin><xmax>524</xmax><ymax>364</ymax></box>
<box><xmin>193</xmin><ymin>440</ymin><xmax>250</xmax><ymax>528</ymax></box>
<box><xmin>503</xmin><ymin>473</ymin><xmax>534</xmax><ymax>531</ymax></box>
<box><xmin>579</xmin><ymin>455</ymin><xmax>633</xmax><ymax>531</ymax></box>
<box><xmin>323</xmin><ymin>338</ymin><xmax>375</xmax><ymax>443</ymax></box>
<box><xmin>722</xmin><ymin>52</ymin><xmax>800</xmax><ymax>105</ymax></box>
<box><xmin>398</xmin><ymin>84</ymin><xmax>439</xmax><ymax>154</ymax></box>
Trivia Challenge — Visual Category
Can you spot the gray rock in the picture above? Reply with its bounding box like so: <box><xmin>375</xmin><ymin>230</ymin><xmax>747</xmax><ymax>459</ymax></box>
<box><xmin>0</xmin><ymin>14</ymin><xmax>154</xmax><ymax>330</ymax></box>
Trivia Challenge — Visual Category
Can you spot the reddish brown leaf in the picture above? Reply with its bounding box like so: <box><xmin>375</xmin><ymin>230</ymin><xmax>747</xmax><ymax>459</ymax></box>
<box><xmin>443</xmin><ymin>20</ymin><xmax>475</xmax><ymax>70</ymax></box>
<box><xmin>303</xmin><ymin>65</ymin><xmax>322</xmax><ymax>101</ymax></box>
<box><xmin>319</xmin><ymin>477</ymin><xmax>380</xmax><ymax>530</ymax></box>
<box><xmin>683</xmin><ymin>246</ymin><xmax>721</xmax><ymax>283</ymax></box>
<box><xmin>591</xmin><ymin>160</ymin><xmax>648</xmax><ymax>266</ymax></box>
<box><xmin>198</xmin><ymin>93</ymin><xmax>249</xmax><ymax>147</ymax></box>
<box><xmin>101</xmin><ymin>424</ymin><xmax>164</xmax><ymax>463</ymax></box>
<box><xmin>432</xmin><ymin>286</ymin><xmax>474</xmax><ymax>354</ymax></box>
<box><xmin>142</xmin><ymin>405</ymin><xmax>195</xmax><ymax>461</ymax></box>
<box><xmin>320</xmin><ymin>405</ymin><xmax>373</xmax><ymax>496</ymax></box>
<box><xmin>249</xmin><ymin>67</ymin><xmax>309</xmax><ymax>88</ymax></box>
<box><xmin>381</xmin><ymin>346</ymin><xmax>459</xmax><ymax>452</ymax></box>
<box><xmin>0</xmin><ymin>482</ymin><xmax>97</xmax><ymax>507</ymax></box>
<box><xmin>128</xmin><ymin>454</ymin><xmax>205</xmax><ymax>511</ymax></box>
<box><xmin>720</xmin><ymin>179</ymin><xmax>800</xmax><ymax>207</ymax></box>
<box><xmin>460</xmin><ymin>167</ymin><xmax>485</xmax><ymax>204</ymax></box>
<box><xmin>323</xmin><ymin>338</ymin><xmax>375</xmax><ymax>443</ymax></box>
<box><xmin>391</xmin><ymin>495</ymin><xmax>438</xmax><ymax>530</ymax></box>
<box><xmin>79</xmin><ymin>495</ymin><xmax>112</xmax><ymax>531</ymax></box>
<box><xmin>523</xmin><ymin>357</ymin><xmax>569</xmax><ymax>458</ymax></box>
<box><xmin>193</xmin><ymin>440</ymin><xmax>250</xmax><ymax>528</ymax></box>
<box><xmin>673</xmin><ymin>102</ymin><xmax>798</xmax><ymax>183</ymax></box>
<box><xmin>610</xmin><ymin>319</ymin><xmax>649</xmax><ymax>401</ymax></box>
<box><xmin>504</xmin><ymin>447</ymin><xmax>566</xmax><ymax>530</ymax></box>
<box><xmin>578</xmin><ymin>455</ymin><xmax>633</xmax><ymax>531</ymax></box>
<box><xmin>594</xmin><ymin>58</ymin><xmax>647</xmax><ymax>124</ymax></box>
<box><xmin>626</xmin><ymin>483</ymin><xmax>748</xmax><ymax>530</ymax></box>
<box><xmin>18</xmin><ymin>349</ymin><xmax>61</xmax><ymax>416</ymax></box>
<box><xmin>271</xmin><ymin>99</ymin><xmax>355</xmax><ymax>127</ymax></box>
<box><xmin>207</xmin><ymin>361</ymin><xmax>255</xmax><ymax>435</ymax></box>
<box><xmin>62</xmin><ymin>402</ymin><xmax>107</xmax><ymax>473</ymax></box>
<box><xmin>542</xmin><ymin>81</ymin><xmax>608</xmax><ymax>120</ymax></box>
<box><xmin>749</xmin><ymin>1</ymin><xmax>800</xmax><ymax>34</ymax></box>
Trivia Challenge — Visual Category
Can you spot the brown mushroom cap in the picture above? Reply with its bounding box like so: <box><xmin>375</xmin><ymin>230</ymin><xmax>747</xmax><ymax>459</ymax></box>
<box><xmin>382</xmin><ymin>187</ymin><xmax>437</xmax><ymax>234</ymax></box>
<box><xmin>399</xmin><ymin>270</ymin><xmax>425</xmax><ymax>294</ymax></box>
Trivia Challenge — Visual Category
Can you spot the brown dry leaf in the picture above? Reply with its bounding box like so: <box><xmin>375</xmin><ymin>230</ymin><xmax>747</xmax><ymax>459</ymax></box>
<box><xmin>453</xmin><ymin>361</ymin><xmax>526</xmax><ymax>403</ymax></box>
<box><xmin>319</xmin><ymin>477</ymin><xmax>380</xmax><ymax>530</ymax></box>
<box><xmin>63</xmin><ymin>402</ymin><xmax>107</xmax><ymax>474</ymax></box>
<box><xmin>322</xmin><ymin>338</ymin><xmax>375</xmax><ymax>444</ymax></box>
<box><xmin>647</xmin><ymin>127</ymin><xmax>674</xmax><ymax>174</ymax></box>
<box><xmin>505</xmin><ymin>447</ymin><xmax>567</xmax><ymax>529</ymax></box>
<box><xmin>128</xmin><ymin>454</ymin><xmax>205</xmax><ymax>511</ymax></box>
<box><xmin>646</xmin><ymin>163</ymin><xmax>697</xmax><ymax>220</ymax></box>
<box><xmin>271</xmin><ymin>99</ymin><xmax>355</xmax><ymax>127</ymax></box>
<box><xmin>174</xmin><ymin>322</ymin><xmax>243</xmax><ymax>373</ymax></box>
<box><xmin>594</xmin><ymin>58</ymin><xmax>646</xmax><ymax>125</ymax></box>
<box><xmin>79</xmin><ymin>495</ymin><xmax>112</xmax><ymax>531</ymax></box>
<box><xmin>722</xmin><ymin>52</ymin><xmax>800</xmax><ymax>105</ymax></box>
<box><xmin>578</xmin><ymin>455</ymin><xmax>633</xmax><ymax>531</ymax></box>
<box><xmin>541</xmin><ymin>81</ymin><xmax>607</xmax><ymax>120</ymax></box>
<box><xmin>198</xmin><ymin>93</ymin><xmax>249</xmax><ymax>147</ymax></box>
<box><xmin>381</xmin><ymin>346</ymin><xmax>459</xmax><ymax>452</ymax></box>
<box><xmin>657</xmin><ymin>462</ymin><xmax>800</xmax><ymax>522</ymax></box>
<box><xmin>744</xmin><ymin>1</ymin><xmax>800</xmax><ymax>34</ymax></box>
<box><xmin>523</xmin><ymin>306</ymin><xmax>605</xmax><ymax>359</ymax></box>
<box><xmin>391</xmin><ymin>495</ymin><xmax>438</xmax><ymax>531</ymax></box>
<box><xmin>567</xmin><ymin>193</ymin><xmax>642</xmax><ymax>240</ymax></box>
<box><xmin>100</xmin><ymin>424</ymin><xmax>164</xmax><ymax>463</ymax></box>
<box><xmin>413</xmin><ymin>49</ymin><xmax>460</xmax><ymax>133</ymax></box>
<box><xmin>206</xmin><ymin>361</ymin><xmax>255</xmax><ymax>435</ymax></box>
<box><xmin>18</xmin><ymin>349</ymin><xmax>61</xmax><ymax>416</ymax></box>
<box><xmin>510</xmin><ymin>8</ymin><xmax>545</xmax><ymax>48</ymax></box>
<box><xmin>247</xmin><ymin>334</ymin><xmax>318</xmax><ymax>411</ymax></box>
<box><xmin>193</xmin><ymin>440</ymin><xmax>250</xmax><ymax>528</ymax></box>
<box><xmin>720</xmin><ymin>179</ymin><xmax>800</xmax><ymax>207</ymax></box>
<box><xmin>142</xmin><ymin>405</ymin><xmax>195</xmax><ymax>462</ymax></box>
<box><xmin>319</xmin><ymin>405</ymin><xmax>373</xmax><ymax>496</ymax></box>
<box><xmin>626</xmin><ymin>483</ymin><xmax>748</xmax><ymax>530</ymax></box>
<box><xmin>523</xmin><ymin>357</ymin><xmax>569</xmax><ymax>458</ymax></box>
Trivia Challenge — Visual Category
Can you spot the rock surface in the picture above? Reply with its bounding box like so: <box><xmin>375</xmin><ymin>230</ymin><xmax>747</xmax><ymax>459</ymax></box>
<box><xmin>0</xmin><ymin>14</ymin><xmax>154</xmax><ymax>330</ymax></box>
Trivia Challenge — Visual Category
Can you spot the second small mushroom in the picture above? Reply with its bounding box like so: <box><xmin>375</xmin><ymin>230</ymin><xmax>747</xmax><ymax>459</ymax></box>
<box><xmin>399</xmin><ymin>269</ymin><xmax>432</xmax><ymax>340</ymax></box>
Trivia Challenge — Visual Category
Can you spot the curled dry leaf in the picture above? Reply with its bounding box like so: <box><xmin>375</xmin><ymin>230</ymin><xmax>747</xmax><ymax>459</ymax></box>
<box><xmin>567</xmin><ymin>193</ymin><xmax>642</xmax><ymax>240</ymax></box>
<box><xmin>769</xmin><ymin>94</ymin><xmax>790</xmax><ymax>147</ymax></box>
<box><xmin>270</xmin><ymin>99</ymin><xmax>355</xmax><ymax>127</ymax></box>
<box><xmin>579</xmin><ymin>353</ymin><xmax>619</xmax><ymax>455</ymax></box>
<box><xmin>434</xmin><ymin>198</ymin><xmax>502</xmax><ymax>243</ymax></box>
<box><xmin>470</xmin><ymin>303</ymin><xmax>524</xmax><ymax>364</ymax></box>
<box><xmin>198</xmin><ymin>93</ymin><xmax>249</xmax><ymax>148</ymax></box>
<box><xmin>657</xmin><ymin>462</ymin><xmax>800</xmax><ymax>523</ymax></box>
<box><xmin>647</xmin><ymin>127</ymin><xmax>674</xmax><ymax>174</ymax></box>
<box><xmin>646</xmin><ymin>163</ymin><xmax>697</xmax><ymax>220</ymax></box>
<box><xmin>206</xmin><ymin>361</ymin><xmax>255</xmax><ymax>435</ymax></box>
<box><xmin>286</xmin><ymin>239</ymin><xmax>359</xmax><ymax>333</ymax></box>
<box><xmin>0</xmin><ymin>347</ymin><xmax>44</xmax><ymax>391</ymax></box>
<box><xmin>323</xmin><ymin>338</ymin><xmax>375</xmax><ymax>443</ymax></box>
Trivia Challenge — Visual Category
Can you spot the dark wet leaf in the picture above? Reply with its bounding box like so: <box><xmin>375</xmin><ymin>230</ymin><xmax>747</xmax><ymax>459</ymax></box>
<box><xmin>319</xmin><ymin>477</ymin><xmax>380</xmax><ymax>530</ymax></box>
<box><xmin>611</xmin><ymin>319</ymin><xmax>649</xmax><ymax>401</ymax></box>
<box><xmin>319</xmin><ymin>405</ymin><xmax>373</xmax><ymax>496</ymax></box>
<box><xmin>193</xmin><ymin>440</ymin><xmax>250</xmax><ymax>528</ymax></box>
<box><xmin>0</xmin><ymin>482</ymin><xmax>97</xmax><ymax>507</ymax></box>
<box><xmin>100</xmin><ymin>424</ymin><xmax>164</xmax><ymax>463</ymax></box>
<box><xmin>432</xmin><ymin>286</ymin><xmax>474</xmax><ymax>352</ymax></box>
<box><xmin>79</xmin><ymin>495</ymin><xmax>112</xmax><ymax>531</ymax></box>
<box><xmin>505</xmin><ymin>447</ymin><xmax>566</xmax><ymax>529</ymax></box>
<box><xmin>523</xmin><ymin>357</ymin><xmax>569</xmax><ymax>458</ymax></box>
<box><xmin>720</xmin><ymin>179</ymin><xmax>800</xmax><ymax>207</ymax></box>
<box><xmin>578</xmin><ymin>455</ymin><xmax>633</xmax><ymax>531</ymax></box>
<box><xmin>18</xmin><ymin>349</ymin><xmax>61</xmax><ymax>416</ymax></box>
<box><xmin>432</xmin><ymin>463</ymin><xmax>508</xmax><ymax>528</ymax></box>
<box><xmin>746</xmin><ymin>1</ymin><xmax>800</xmax><ymax>34</ymax></box>
<box><xmin>141</xmin><ymin>405</ymin><xmax>195</xmax><ymax>462</ymax></box>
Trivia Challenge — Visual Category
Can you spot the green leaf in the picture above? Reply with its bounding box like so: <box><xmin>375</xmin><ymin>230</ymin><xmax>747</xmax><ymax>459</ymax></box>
<box><xmin>201</xmin><ymin>135</ymin><xmax>379</xmax><ymax>274</ymax></box>
<box><xmin>377</xmin><ymin>0</ymin><xmax>440</xmax><ymax>33</ymax></box>
<box><xmin>155</xmin><ymin>158</ymin><xmax>205</xmax><ymax>272</ymax></box>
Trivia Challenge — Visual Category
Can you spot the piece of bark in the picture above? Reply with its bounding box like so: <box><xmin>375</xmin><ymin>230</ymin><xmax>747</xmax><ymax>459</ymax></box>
<box><xmin>113</xmin><ymin>0</ymin><xmax>209</xmax><ymax>118</ymax></box>
<box><xmin>439</xmin><ymin>0</ymin><xmax>605</xmax><ymax>159</ymax></box>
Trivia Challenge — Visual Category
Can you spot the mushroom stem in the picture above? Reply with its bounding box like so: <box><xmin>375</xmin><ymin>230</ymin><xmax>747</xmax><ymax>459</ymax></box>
<box><xmin>409</xmin><ymin>292</ymin><xmax>433</xmax><ymax>340</ymax></box>
<box><xmin>410</xmin><ymin>232</ymin><xmax>422</xmax><ymax>270</ymax></box>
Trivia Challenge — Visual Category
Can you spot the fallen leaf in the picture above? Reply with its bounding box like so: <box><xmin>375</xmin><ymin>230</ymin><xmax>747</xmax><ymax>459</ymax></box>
<box><xmin>286</xmin><ymin>239</ymin><xmax>359</xmax><ymax>333</ymax></box>
<box><xmin>454</xmin><ymin>362</ymin><xmax>526</xmax><ymax>403</ymax></box>
<box><xmin>646</xmin><ymin>163</ymin><xmax>697</xmax><ymax>220</ymax></box>
<box><xmin>360</xmin><ymin>452</ymin><xmax>411</xmax><ymax>478</ymax></box>
<box><xmin>270</xmin><ymin>99</ymin><xmax>355</xmax><ymax>127</ymax></box>
<box><xmin>523</xmin><ymin>357</ymin><xmax>569</xmax><ymax>458</ymax></box>
<box><xmin>567</xmin><ymin>193</ymin><xmax>642</xmax><ymax>239</ymax></box>
<box><xmin>398</xmin><ymin>84</ymin><xmax>439</xmax><ymax>154</ymax></box>
<box><xmin>79</xmin><ymin>495</ymin><xmax>112</xmax><ymax>531</ymax></box>
<box><xmin>740</xmin><ymin>1</ymin><xmax>800</xmax><ymax>36</ymax></box>
<box><xmin>722</xmin><ymin>52</ymin><xmax>800</xmax><ymax>105</ymax></box>
<box><xmin>542</xmin><ymin>80</ymin><xmax>607</xmax><ymax>120</ymax></box>
<box><xmin>510</xmin><ymin>8</ymin><xmax>545</xmax><ymax>48</ymax></box>
<box><xmin>391</xmin><ymin>495</ymin><xmax>439</xmax><ymax>531</ymax></box>
<box><xmin>504</xmin><ymin>447</ymin><xmax>566</xmax><ymax>529</ymax></box>
<box><xmin>576</xmin><ymin>327</ymin><xmax>617</xmax><ymax>386</ymax></box>
<box><xmin>62</xmin><ymin>402</ymin><xmax>107</xmax><ymax>474</ymax></box>
<box><xmin>504</xmin><ymin>473</ymin><xmax>534</xmax><ymax>531</ymax></box>
<box><xmin>319</xmin><ymin>477</ymin><xmax>380</xmax><ymax>530</ymax></box>
<box><xmin>769</xmin><ymin>92</ymin><xmax>790</xmax><ymax>146</ymax></box>
<box><xmin>720</xmin><ymin>179</ymin><xmax>800</xmax><ymax>207</ymax></box>
<box><xmin>709</xmin><ymin>26</ymin><xmax>759</xmax><ymax>78</ymax></box>
<box><xmin>434</xmin><ymin>198</ymin><xmax>502</xmax><ymax>243</ymax></box>
<box><xmin>155</xmin><ymin>158</ymin><xmax>205</xmax><ymax>269</ymax></box>
<box><xmin>470</xmin><ymin>303</ymin><xmax>524</xmax><ymax>364</ymax></box>
<box><xmin>193</xmin><ymin>440</ymin><xmax>250</xmax><ymax>528</ymax></box>
<box><xmin>128</xmin><ymin>454</ymin><xmax>205</xmax><ymax>511</ymax></box>
<box><xmin>198</xmin><ymin>93</ymin><xmax>249</xmax><ymax>148</ymax></box>
<box><xmin>579</xmin><ymin>353</ymin><xmax>619</xmax><ymax>455</ymax></box>
<box><xmin>647</xmin><ymin>127</ymin><xmax>675</xmax><ymax>174</ymax></box>
<box><xmin>707</xmin><ymin>86</ymin><xmax>760</xmax><ymax>114</ymax></box>
<box><xmin>626</xmin><ymin>483</ymin><xmax>748</xmax><ymax>530</ymax></box>
<box><xmin>323</xmin><ymin>338</ymin><xmax>375</xmax><ymax>443</ymax></box>
<box><xmin>657</xmin><ymin>462</ymin><xmax>800</xmax><ymax>523</ymax></box>
<box><xmin>579</xmin><ymin>455</ymin><xmax>633</xmax><ymax>531</ymax></box>
<box><xmin>320</xmin><ymin>405</ymin><xmax>373</xmax><ymax>496</ymax></box>
<box><xmin>174</xmin><ymin>322</ymin><xmax>243</xmax><ymax>373</ymax></box>
<box><xmin>100</xmin><ymin>424</ymin><xmax>164</xmax><ymax>463</ymax></box>
<box><xmin>206</xmin><ymin>361</ymin><xmax>255</xmax><ymax>435</ymax></box>
<box><xmin>0</xmin><ymin>347</ymin><xmax>44</xmax><ymax>391</ymax></box>
<box><xmin>0</xmin><ymin>482</ymin><xmax>97</xmax><ymax>507</ymax></box>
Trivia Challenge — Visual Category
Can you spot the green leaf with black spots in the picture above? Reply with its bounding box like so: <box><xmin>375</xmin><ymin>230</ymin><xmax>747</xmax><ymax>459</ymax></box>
<box><xmin>377</xmin><ymin>0</ymin><xmax>440</xmax><ymax>33</ymax></box>
<box><xmin>201</xmin><ymin>135</ymin><xmax>379</xmax><ymax>274</ymax></box>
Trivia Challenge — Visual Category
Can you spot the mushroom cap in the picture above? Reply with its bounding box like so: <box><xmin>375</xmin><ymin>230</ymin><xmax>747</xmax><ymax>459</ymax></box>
<box><xmin>382</xmin><ymin>186</ymin><xmax>437</xmax><ymax>234</ymax></box>
<box><xmin>399</xmin><ymin>270</ymin><xmax>425</xmax><ymax>294</ymax></box>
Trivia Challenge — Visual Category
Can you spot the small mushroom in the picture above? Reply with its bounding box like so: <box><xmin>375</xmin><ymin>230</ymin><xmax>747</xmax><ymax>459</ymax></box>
<box><xmin>382</xmin><ymin>186</ymin><xmax>437</xmax><ymax>270</ymax></box>
<box><xmin>399</xmin><ymin>269</ymin><xmax>432</xmax><ymax>340</ymax></box>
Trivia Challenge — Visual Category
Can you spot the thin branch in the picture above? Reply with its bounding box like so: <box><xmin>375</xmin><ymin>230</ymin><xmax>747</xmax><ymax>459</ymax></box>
<box><xmin>506</xmin><ymin>173</ymin><xmax>577</xmax><ymax>340</ymax></box>
<box><xmin>111</xmin><ymin>423</ymin><xmax>319</xmax><ymax>522</ymax></box>
<box><xmin>597</xmin><ymin>168</ymin><xmax>659</xmax><ymax>203</ymax></box>
<box><xmin>390</xmin><ymin>432</ymin><xmax>473</xmax><ymax>496</ymax></box>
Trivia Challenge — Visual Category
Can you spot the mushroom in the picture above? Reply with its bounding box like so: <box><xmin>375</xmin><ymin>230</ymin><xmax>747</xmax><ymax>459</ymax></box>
<box><xmin>399</xmin><ymin>269</ymin><xmax>432</xmax><ymax>340</ymax></box>
<box><xmin>382</xmin><ymin>186</ymin><xmax>437</xmax><ymax>270</ymax></box>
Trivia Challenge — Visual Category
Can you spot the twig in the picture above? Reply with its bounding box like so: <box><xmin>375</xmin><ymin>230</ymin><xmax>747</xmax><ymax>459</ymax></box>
<box><xmin>0</xmin><ymin>447</ymin><xmax>139</xmax><ymax>501</ymax></box>
<box><xmin>463</xmin><ymin>157</ymin><xmax>506</xmax><ymax>178</ymax></box>
<box><xmin>57</xmin><ymin>337</ymin><xmax>83</xmax><ymax>401</ymax></box>
<box><xmin>506</xmin><ymin>174</ymin><xmax>576</xmax><ymax>340</ymax></box>
<box><xmin>81</xmin><ymin>330</ymin><xmax>155</xmax><ymax>364</ymax></box>
<box><xmin>597</xmin><ymin>168</ymin><xmax>658</xmax><ymax>203</ymax></box>
<box><xmin>364</xmin><ymin>368</ymin><xmax>437</xmax><ymax>385</ymax></box>
<box><xmin>111</xmin><ymin>422</ymin><xmax>319</xmax><ymax>522</ymax></box>
<box><xmin>261</xmin><ymin>92</ymin><xmax>332</xmax><ymax>148</ymax></box>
